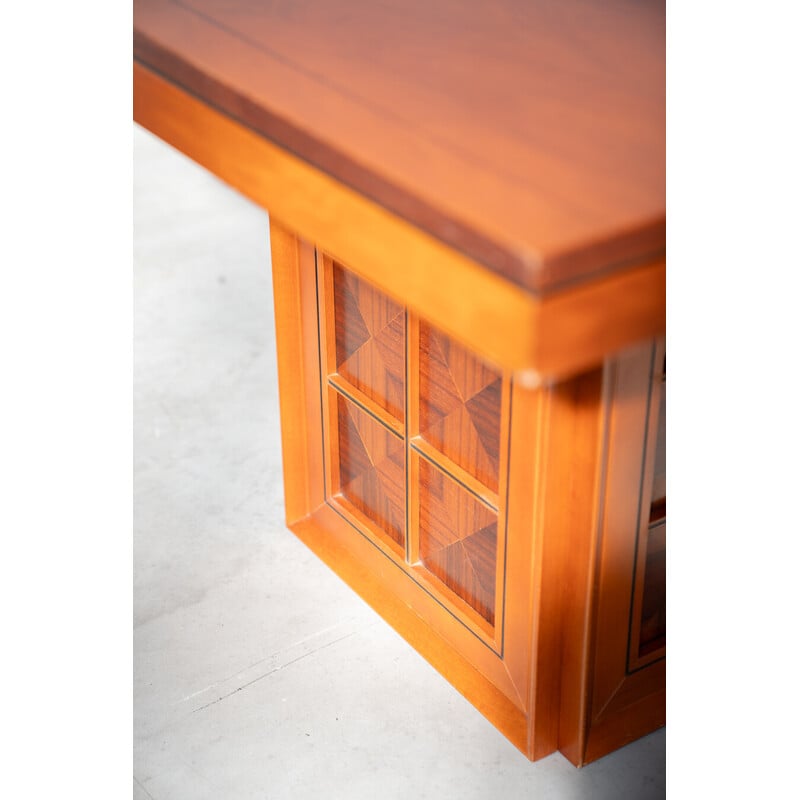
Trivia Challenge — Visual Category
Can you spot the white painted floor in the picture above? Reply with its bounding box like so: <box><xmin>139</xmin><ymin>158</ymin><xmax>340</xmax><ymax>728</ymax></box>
<box><xmin>133</xmin><ymin>124</ymin><xmax>666</xmax><ymax>800</ymax></box>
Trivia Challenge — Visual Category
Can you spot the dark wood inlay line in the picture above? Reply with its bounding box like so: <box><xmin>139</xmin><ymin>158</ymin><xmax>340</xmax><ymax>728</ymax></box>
<box><xmin>411</xmin><ymin>442</ymin><xmax>498</xmax><ymax>513</ymax></box>
<box><xmin>328</xmin><ymin>378</ymin><xmax>402</xmax><ymax>439</ymax></box>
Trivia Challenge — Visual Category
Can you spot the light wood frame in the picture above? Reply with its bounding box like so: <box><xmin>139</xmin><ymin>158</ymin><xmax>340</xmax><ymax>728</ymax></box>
<box><xmin>557</xmin><ymin>341</ymin><xmax>666</xmax><ymax>765</ymax></box>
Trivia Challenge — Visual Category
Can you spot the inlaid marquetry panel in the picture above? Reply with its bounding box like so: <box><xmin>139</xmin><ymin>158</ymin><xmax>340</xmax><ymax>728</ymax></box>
<box><xmin>336</xmin><ymin>393</ymin><xmax>405</xmax><ymax>548</ymax></box>
<box><xmin>419</xmin><ymin>321</ymin><xmax>502</xmax><ymax>492</ymax></box>
<box><xmin>417</xmin><ymin>458</ymin><xmax>498</xmax><ymax>626</ymax></box>
<box><xmin>333</xmin><ymin>262</ymin><xmax>405</xmax><ymax>422</ymax></box>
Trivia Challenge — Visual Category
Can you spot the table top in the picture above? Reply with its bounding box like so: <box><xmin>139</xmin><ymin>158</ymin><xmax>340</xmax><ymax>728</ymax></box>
<box><xmin>134</xmin><ymin>0</ymin><xmax>665</xmax><ymax>297</ymax></box>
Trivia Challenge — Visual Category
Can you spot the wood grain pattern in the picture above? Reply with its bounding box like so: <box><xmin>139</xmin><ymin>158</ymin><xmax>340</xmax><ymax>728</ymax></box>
<box><xmin>410</xmin><ymin>437</ymin><xmax>499</xmax><ymax>512</ymax></box>
<box><xmin>268</xmin><ymin>225</ymin><xmax>665</xmax><ymax>762</ymax></box>
<box><xmin>417</xmin><ymin>459</ymin><xmax>498</xmax><ymax>626</ymax></box>
<box><xmin>556</xmin><ymin>342</ymin><xmax>665</xmax><ymax>766</ymax></box>
<box><xmin>268</xmin><ymin>220</ymin><xmax>325</xmax><ymax>524</ymax></box>
<box><xmin>133</xmin><ymin>0</ymin><xmax>664</xmax><ymax>295</ymax></box>
<box><xmin>418</xmin><ymin>321</ymin><xmax>502</xmax><ymax>493</ymax></box>
<box><xmin>335</xmin><ymin>393</ymin><xmax>406</xmax><ymax>549</ymax></box>
<box><xmin>333</xmin><ymin>262</ymin><xmax>405</xmax><ymax>421</ymax></box>
<box><xmin>271</xmin><ymin>224</ymin><xmax>568</xmax><ymax>760</ymax></box>
<box><xmin>329</xmin><ymin>374</ymin><xmax>404</xmax><ymax>438</ymax></box>
<box><xmin>538</xmin><ymin>367</ymin><xmax>607</xmax><ymax>766</ymax></box>
<box><xmin>291</xmin><ymin>504</ymin><xmax>529</xmax><ymax>753</ymax></box>
<box><xmin>322</xmin><ymin>256</ymin><xmax>517</xmax><ymax>661</ymax></box>
<box><xmin>134</xmin><ymin>62</ymin><xmax>665</xmax><ymax>378</ymax></box>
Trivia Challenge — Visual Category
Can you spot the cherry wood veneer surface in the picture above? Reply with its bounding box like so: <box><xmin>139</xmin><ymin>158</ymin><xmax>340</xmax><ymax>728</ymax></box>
<box><xmin>333</xmin><ymin>263</ymin><xmax>406</xmax><ymax>422</ymax></box>
<box><xmin>133</xmin><ymin>0</ymin><xmax>665</xmax><ymax>295</ymax></box>
<box><xmin>336</xmin><ymin>394</ymin><xmax>406</xmax><ymax>549</ymax></box>
<box><xmin>419</xmin><ymin>322</ymin><xmax>503</xmax><ymax>493</ymax></box>
<box><xmin>417</xmin><ymin>458</ymin><xmax>499</xmax><ymax>626</ymax></box>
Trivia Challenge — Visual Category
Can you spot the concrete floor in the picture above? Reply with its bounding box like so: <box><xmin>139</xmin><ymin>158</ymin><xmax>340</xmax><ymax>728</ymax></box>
<box><xmin>133</xmin><ymin>124</ymin><xmax>666</xmax><ymax>799</ymax></box>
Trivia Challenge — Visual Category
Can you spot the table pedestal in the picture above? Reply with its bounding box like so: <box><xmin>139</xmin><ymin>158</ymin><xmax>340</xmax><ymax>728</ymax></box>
<box><xmin>270</xmin><ymin>220</ymin><xmax>665</xmax><ymax>765</ymax></box>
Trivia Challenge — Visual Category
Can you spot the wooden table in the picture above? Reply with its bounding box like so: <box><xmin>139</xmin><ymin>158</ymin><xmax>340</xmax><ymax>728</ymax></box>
<box><xmin>134</xmin><ymin>0</ymin><xmax>665</xmax><ymax>765</ymax></box>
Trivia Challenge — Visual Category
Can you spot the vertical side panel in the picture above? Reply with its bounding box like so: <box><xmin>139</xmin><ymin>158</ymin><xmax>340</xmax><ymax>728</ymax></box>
<box><xmin>554</xmin><ymin>342</ymin><xmax>666</xmax><ymax>766</ymax></box>
<box><xmin>579</xmin><ymin>342</ymin><xmax>665</xmax><ymax>765</ymax></box>
<box><xmin>269</xmin><ymin>218</ymin><xmax>324</xmax><ymax>524</ymax></box>
<box><xmin>500</xmin><ymin>380</ymin><xmax>543</xmax><ymax>747</ymax></box>
<box><xmin>628</xmin><ymin>339</ymin><xmax>667</xmax><ymax>669</ymax></box>
<box><xmin>591</xmin><ymin>344</ymin><xmax>655</xmax><ymax>712</ymax></box>
<box><xmin>547</xmin><ymin>368</ymin><xmax>608</xmax><ymax>766</ymax></box>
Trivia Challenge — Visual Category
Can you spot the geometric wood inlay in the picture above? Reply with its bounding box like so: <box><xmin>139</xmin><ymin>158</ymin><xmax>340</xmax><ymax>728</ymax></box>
<box><xmin>419</xmin><ymin>321</ymin><xmax>502</xmax><ymax>492</ymax></box>
<box><xmin>418</xmin><ymin>458</ymin><xmax>498</xmax><ymax>625</ymax></box>
<box><xmin>336</xmin><ymin>393</ymin><xmax>405</xmax><ymax>548</ymax></box>
<box><xmin>334</xmin><ymin>262</ymin><xmax>405</xmax><ymax>422</ymax></box>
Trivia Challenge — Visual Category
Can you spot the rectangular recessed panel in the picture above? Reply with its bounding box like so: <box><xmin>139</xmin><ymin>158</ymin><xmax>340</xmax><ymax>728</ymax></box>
<box><xmin>650</xmin><ymin>360</ymin><xmax>666</xmax><ymax>505</ymax></box>
<box><xmin>418</xmin><ymin>459</ymin><xmax>498</xmax><ymax>626</ymax></box>
<box><xmin>333</xmin><ymin>262</ymin><xmax>405</xmax><ymax>422</ymax></box>
<box><xmin>641</xmin><ymin>354</ymin><xmax>665</xmax><ymax>658</ymax></box>
<box><xmin>639</xmin><ymin>520</ymin><xmax>666</xmax><ymax>656</ymax></box>
<box><xmin>419</xmin><ymin>321</ymin><xmax>502</xmax><ymax>492</ymax></box>
<box><xmin>336</xmin><ymin>393</ymin><xmax>405</xmax><ymax>549</ymax></box>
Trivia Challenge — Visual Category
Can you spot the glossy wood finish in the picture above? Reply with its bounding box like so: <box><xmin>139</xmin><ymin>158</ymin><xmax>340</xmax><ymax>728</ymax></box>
<box><xmin>418</xmin><ymin>322</ymin><xmax>503</xmax><ymax>493</ymax></box>
<box><xmin>137</xmin><ymin>0</ymin><xmax>666</xmax><ymax>766</ymax></box>
<box><xmin>268</xmin><ymin>220</ymin><xmax>325</xmax><ymax>525</ymax></box>
<box><xmin>268</xmin><ymin>226</ymin><xmax>665</xmax><ymax>762</ymax></box>
<box><xmin>319</xmin><ymin>258</ymin><xmax>511</xmax><ymax>640</ymax></box>
<box><xmin>334</xmin><ymin>263</ymin><xmax>405</xmax><ymax>422</ymax></box>
<box><xmin>134</xmin><ymin>62</ymin><xmax>665</xmax><ymax>378</ymax></box>
<box><xmin>536</xmin><ymin>367</ymin><xmax>608</xmax><ymax>766</ymax></box>
<box><xmin>335</xmin><ymin>393</ymin><xmax>406</xmax><ymax>550</ymax></box>
<box><xmin>557</xmin><ymin>342</ymin><xmax>666</xmax><ymax>765</ymax></box>
<box><xmin>134</xmin><ymin>0</ymin><xmax>664</xmax><ymax>295</ymax></box>
<box><xmin>417</xmin><ymin>458</ymin><xmax>498</xmax><ymax>626</ymax></box>
<box><xmin>271</xmin><ymin>227</ymin><xmax>549</xmax><ymax>757</ymax></box>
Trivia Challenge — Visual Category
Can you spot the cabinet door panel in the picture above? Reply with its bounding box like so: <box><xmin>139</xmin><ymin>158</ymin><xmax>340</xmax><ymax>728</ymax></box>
<box><xmin>277</xmin><ymin>238</ymin><xmax>556</xmax><ymax>759</ymax></box>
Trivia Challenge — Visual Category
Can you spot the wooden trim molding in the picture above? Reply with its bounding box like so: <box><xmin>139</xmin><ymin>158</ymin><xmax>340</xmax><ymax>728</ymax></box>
<box><xmin>557</xmin><ymin>342</ymin><xmax>666</xmax><ymax>766</ymax></box>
